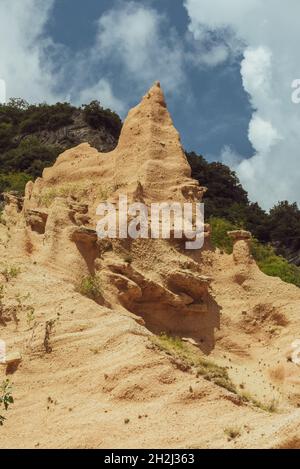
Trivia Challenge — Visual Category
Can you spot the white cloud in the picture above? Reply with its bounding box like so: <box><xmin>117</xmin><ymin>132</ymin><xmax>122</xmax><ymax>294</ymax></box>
<box><xmin>95</xmin><ymin>2</ymin><xmax>186</xmax><ymax>94</ymax></box>
<box><xmin>0</xmin><ymin>0</ymin><xmax>124</xmax><ymax>111</ymax></box>
<box><xmin>200</xmin><ymin>45</ymin><xmax>229</xmax><ymax>67</ymax></box>
<box><xmin>241</xmin><ymin>47</ymin><xmax>272</xmax><ymax>102</ymax></box>
<box><xmin>0</xmin><ymin>0</ymin><xmax>59</xmax><ymax>103</ymax></box>
<box><xmin>248</xmin><ymin>114</ymin><xmax>281</xmax><ymax>154</ymax></box>
<box><xmin>77</xmin><ymin>79</ymin><xmax>125</xmax><ymax>115</ymax></box>
<box><xmin>221</xmin><ymin>145</ymin><xmax>243</xmax><ymax>167</ymax></box>
<box><xmin>186</xmin><ymin>35</ymin><xmax>230</xmax><ymax>68</ymax></box>
<box><xmin>0</xmin><ymin>1</ymin><xmax>186</xmax><ymax>115</ymax></box>
<box><xmin>184</xmin><ymin>0</ymin><xmax>300</xmax><ymax>209</ymax></box>
<box><xmin>0</xmin><ymin>79</ymin><xmax>6</xmax><ymax>103</ymax></box>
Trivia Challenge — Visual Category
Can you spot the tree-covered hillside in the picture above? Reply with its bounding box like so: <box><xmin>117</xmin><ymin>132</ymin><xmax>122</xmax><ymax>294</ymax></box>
<box><xmin>187</xmin><ymin>151</ymin><xmax>300</xmax><ymax>269</ymax></box>
<box><xmin>0</xmin><ymin>98</ymin><xmax>122</xmax><ymax>196</ymax></box>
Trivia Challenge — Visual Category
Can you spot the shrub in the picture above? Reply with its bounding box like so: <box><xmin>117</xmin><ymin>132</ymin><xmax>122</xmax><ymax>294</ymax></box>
<box><xmin>151</xmin><ymin>333</ymin><xmax>236</xmax><ymax>394</ymax></box>
<box><xmin>0</xmin><ymin>122</ymin><xmax>14</xmax><ymax>151</ymax></box>
<box><xmin>0</xmin><ymin>380</ymin><xmax>14</xmax><ymax>426</ymax></box>
<box><xmin>82</xmin><ymin>100</ymin><xmax>122</xmax><ymax>138</ymax></box>
<box><xmin>224</xmin><ymin>427</ymin><xmax>241</xmax><ymax>440</ymax></box>
<box><xmin>209</xmin><ymin>217</ymin><xmax>237</xmax><ymax>254</ymax></box>
<box><xmin>152</xmin><ymin>334</ymin><xmax>278</xmax><ymax>412</ymax></box>
<box><xmin>0</xmin><ymin>172</ymin><xmax>32</xmax><ymax>198</ymax></box>
<box><xmin>251</xmin><ymin>239</ymin><xmax>300</xmax><ymax>288</ymax></box>
<box><xmin>1</xmin><ymin>265</ymin><xmax>21</xmax><ymax>282</ymax></box>
<box><xmin>19</xmin><ymin>102</ymin><xmax>75</xmax><ymax>133</ymax></box>
<box><xmin>77</xmin><ymin>275</ymin><xmax>102</xmax><ymax>301</ymax></box>
<box><xmin>210</xmin><ymin>217</ymin><xmax>300</xmax><ymax>288</ymax></box>
<box><xmin>0</xmin><ymin>137</ymin><xmax>62</xmax><ymax>178</ymax></box>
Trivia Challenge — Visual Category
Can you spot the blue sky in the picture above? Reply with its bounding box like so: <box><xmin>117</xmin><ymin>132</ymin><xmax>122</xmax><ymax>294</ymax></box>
<box><xmin>45</xmin><ymin>0</ymin><xmax>253</xmax><ymax>158</ymax></box>
<box><xmin>1</xmin><ymin>0</ymin><xmax>300</xmax><ymax>208</ymax></box>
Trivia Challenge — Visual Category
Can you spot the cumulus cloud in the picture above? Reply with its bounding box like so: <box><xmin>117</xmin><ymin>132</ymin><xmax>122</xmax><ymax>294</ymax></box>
<box><xmin>77</xmin><ymin>79</ymin><xmax>125</xmax><ymax>115</ymax></box>
<box><xmin>221</xmin><ymin>145</ymin><xmax>243</xmax><ymax>167</ymax></box>
<box><xmin>0</xmin><ymin>0</ymin><xmax>59</xmax><ymax>102</ymax></box>
<box><xmin>184</xmin><ymin>0</ymin><xmax>300</xmax><ymax>209</ymax></box>
<box><xmin>0</xmin><ymin>0</ymin><xmax>124</xmax><ymax>110</ymax></box>
<box><xmin>248</xmin><ymin>114</ymin><xmax>281</xmax><ymax>154</ymax></box>
<box><xmin>0</xmin><ymin>79</ymin><xmax>6</xmax><ymax>103</ymax></box>
<box><xmin>0</xmin><ymin>1</ymin><xmax>186</xmax><ymax>113</ymax></box>
<box><xmin>241</xmin><ymin>47</ymin><xmax>272</xmax><ymax>102</ymax></box>
<box><xmin>94</xmin><ymin>2</ymin><xmax>186</xmax><ymax>94</ymax></box>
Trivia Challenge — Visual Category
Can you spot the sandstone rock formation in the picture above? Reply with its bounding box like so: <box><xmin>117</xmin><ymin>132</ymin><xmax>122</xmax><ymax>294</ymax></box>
<box><xmin>0</xmin><ymin>82</ymin><xmax>300</xmax><ymax>449</ymax></box>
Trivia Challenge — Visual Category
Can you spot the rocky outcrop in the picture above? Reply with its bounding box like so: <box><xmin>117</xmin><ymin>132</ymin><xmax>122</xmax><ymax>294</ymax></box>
<box><xmin>228</xmin><ymin>230</ymin><xmax>253</xmax><ymax>265</ymax></box>
<box><xmin>20</xmin><ymin>109</ymin><xmax>119</xmax><ymax>154</ymax></box>
<box><xmin>3</xmin><ymin>82</ymin><xmax>216</xmax><ymax>343</ymax></box>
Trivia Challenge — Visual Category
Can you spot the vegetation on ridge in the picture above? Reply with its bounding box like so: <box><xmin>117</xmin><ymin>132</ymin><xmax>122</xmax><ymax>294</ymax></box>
<box><xmin>0</xmin><ymin>380</ymin><xmax>14</xmax><ymax>426</ymax></box>
<box><xmin>187</xmin><ymin>151</ymin><xmax>300</xmax><ymax>274</ymax></box>
<box><xmin>151</xmin><ymin>334</ymin><xmax>278</xmax><ymax>412</ymax></box>
<box><xmin>210</xmin><ymin>217</ymin><xmax>300</xmax><ymax>287</ymax></box>
<box><xmin>0</xmin><ymin>98</ymin><xmax>122</xmax><ymax>198</ymax></box>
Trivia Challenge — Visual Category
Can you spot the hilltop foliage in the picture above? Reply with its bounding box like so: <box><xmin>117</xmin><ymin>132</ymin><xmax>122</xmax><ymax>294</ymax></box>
<box><xmin>187</xmin><ymin>151</ymin><xmax>300</xmax><ymax>264</ymax></box>
<box><xmin>0</xmin><ymin>98</ymin><xmax>122</xmax><ymax>196</ymax></box>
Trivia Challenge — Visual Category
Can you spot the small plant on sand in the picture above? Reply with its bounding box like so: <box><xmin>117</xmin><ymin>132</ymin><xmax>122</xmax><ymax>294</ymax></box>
<box><xmin>43</xmin><ymin>319</ymin><xmax>57</xmax><ymax>354</ymax></box>
<box><xmin>26</xmin><ymin>307</ymin><xmax>36</xmax><ymax>329</ymax></box>
<box><xmin>77</xmin><ymin>275</ymin><xmax>102</xmax><ymax>301</ymax></box>
<box><xmin>0</xmin><ymin>380</ymin><xmax>14</xmax><ymax>426</ymax></box>
<box><xmin>224</xmin><ymin>426</ymin><xmax>241</xmax><ymax>440</ymax></box>
<box><xmin>240</xmin><ymin>391</ymin><xmax>278</xmax><ymax>413</ymax></box>
<box><xmin>151</xmin><ymin>334</ymin><xmax>278</xmax><ymax>413</ymax></box>
<box><xmin>1</xmin><ymin>265</ymin><xmax>21</xmax><ymax>282</ymax></box>
<box><xmin>38</xmin><ymin>182</ymin><xmax>90</xmax><ymax>207</ymax></box>
<box><xmin>150</xmin><ymin>334</ymin><xmax>236</xmax><ymax>394</ymax></box>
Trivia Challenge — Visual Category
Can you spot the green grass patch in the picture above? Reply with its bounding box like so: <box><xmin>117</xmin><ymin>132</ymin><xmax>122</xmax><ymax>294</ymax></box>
<box><xmin>1</xmin><ymin>264</ymin><xmax>21</xmax><ymax>282</ymax></box>
<box><xmin>209</xmin><ymin>217</ymin><xmax>237</xmax><ymax>254</ymax></box>
<box><xmin>210</xmin><ymin>217</ymin><xmax>300</xmax><ymax>288</ymax></box>
<box><xmin>251</xmin><ymin>239</ymin><xmax>300</xmax><ymax>288</ymax></box>
<box><xmin>151</xmin><ymin>333</ymin><xmax>236</xmax><ymax>394</ymax></box>
<box><xmin>240</xmin><ymin>391</ymin><xmax>278</xmax><ymax>413</ymax></box>
<box><xmin>77</xmin><ymin>275</ymin><xmax>102</xmax><ymax>301</ymax></box>
<box><xmin>151</xmin><ymin>334</ymin><xmax>278</xmax><ymax>413</ymax></box>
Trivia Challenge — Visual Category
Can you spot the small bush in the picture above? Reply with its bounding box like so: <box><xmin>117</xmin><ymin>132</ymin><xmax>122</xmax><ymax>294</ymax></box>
<box><xmin>151</xmin><ymin>334</ymin><xmax>278</xmax><ymax>412</ymax></box>
<box><xmin>38</xmin><ymin>182</ymin><xmax>90</xmax><ymax>207</ymax></box>
<box><xmin>251</xmin><ymin>239</ymin><xmax>300</xmax><ymax>288</ymax></box>
<box><xmin>151</xmin><ymin>334</ymin><xmax>236</xmax><ymax>394</ymax></box>
<box><xmin>240</xmin><ymin>391</ymin><xmax>278</xmax><ymax>413</ymax></box>
<box><xmin>209</xmin><ymin>217</ymin><xmax>237</xmax><ymax>254</ymax></box>
<box><xmin>123</xmin><ymin>255</ymin><xmax>133</xmax><ymax>264</ymax></box>
<box><xmin>77</xmin><ymin>275</ymin><xmax>102</xmax><ymax>301</ymax></box>
<box><xmin>210</xmin><ymin>217</ymin><xmax>300</xmax><ymax>288</ymax></box>
<box><xmin>0</xmin><ymin>171</ymin><xmax>32</xmax><ymax>198</ymax></box>
<box><xmin>0</xmin><ymin>137</ymin><xmax>62</xmax><ymax>179</ymax></box>
<box><xmin>224</xmin><ymin>426</ymin><xmax>241</xmax><ymax>440</ymax></box>
<box><xmin>1</xmin><ymin>265</ymin><xmax>21</xmax><ymax>282</ymax></box>
<box><xmin>26</xmin><ymin>307</ymin><xmax>36</xmax><ymax>329</ymax></box>
<box><xmin>0</xmin><ymin>380</ymin><xmax>14</xmax><ymax>426</ymax></box>
<box><xmin>82</xmin><ymin>100</ymin><xmax>122</xmax><ymax>138</ymax></box>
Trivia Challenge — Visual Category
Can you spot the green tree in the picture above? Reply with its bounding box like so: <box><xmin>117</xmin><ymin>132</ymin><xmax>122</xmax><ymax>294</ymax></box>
<box><xmin>269</xmin><ymin>201</ymin><xmax>300</xmax><ymax>254</ymax></box>
<box><xmin>82</xmin><ymin>100</ymin><xmax>122</xmax><ymax>138</ymax></box>
<box><xmin>0</xmin><ymin>137</ymin><xmax>61</xmax><ymax>178</ymax></box>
